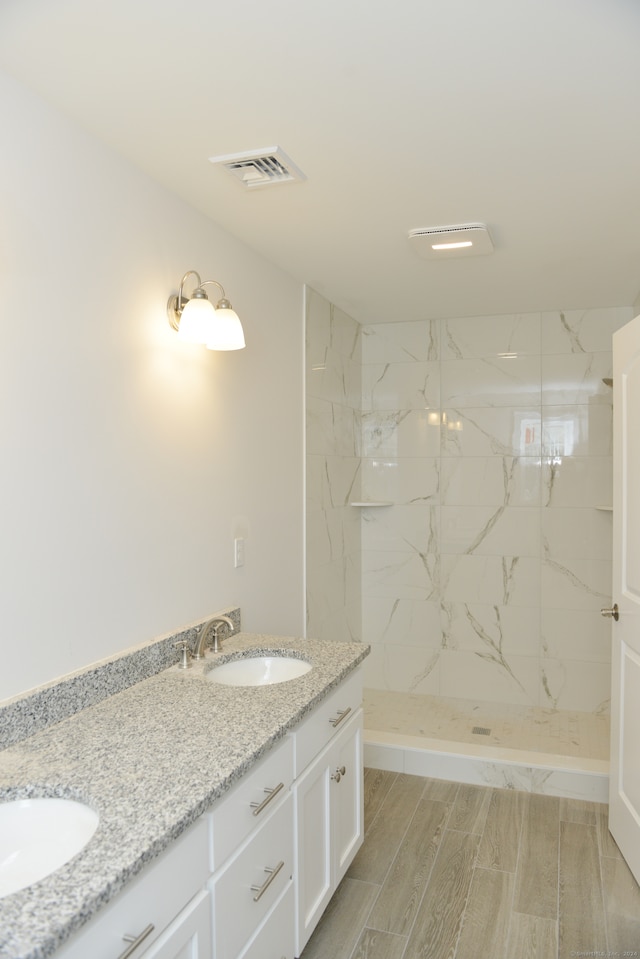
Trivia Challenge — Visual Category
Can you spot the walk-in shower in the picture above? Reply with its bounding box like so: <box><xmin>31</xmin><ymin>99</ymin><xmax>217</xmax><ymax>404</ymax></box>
<box><xmin>305</xmin><ymin>287</ymin><xmax>632</xmax><ymax>800</ymax></box>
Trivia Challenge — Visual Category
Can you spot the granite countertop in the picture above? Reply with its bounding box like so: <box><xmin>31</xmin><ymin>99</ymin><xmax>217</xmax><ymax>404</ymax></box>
<box><xmin>0</xmin><ymin>632</ymin><xmax>369</xmax><ymax>959</ymax></box>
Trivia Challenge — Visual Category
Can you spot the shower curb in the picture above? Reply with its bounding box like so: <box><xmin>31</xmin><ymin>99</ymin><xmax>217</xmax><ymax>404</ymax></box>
<box><xmin>364</xmin><ymin>728</ymin><xmax>609</xmax><ymax>802</ymax></box>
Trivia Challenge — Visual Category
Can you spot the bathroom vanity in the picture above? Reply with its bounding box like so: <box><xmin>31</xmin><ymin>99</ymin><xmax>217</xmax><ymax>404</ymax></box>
<box><xmin>0</xmin><ymin>630</ymin><xmax>368</xmax><ymax>959</ymax></box>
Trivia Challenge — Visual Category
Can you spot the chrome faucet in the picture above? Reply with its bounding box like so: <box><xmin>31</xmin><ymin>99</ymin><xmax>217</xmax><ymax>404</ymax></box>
<box><xmin>193</xmin><ymin>615</ymin><xmax>235</xmax><ymax>659</ymax></box>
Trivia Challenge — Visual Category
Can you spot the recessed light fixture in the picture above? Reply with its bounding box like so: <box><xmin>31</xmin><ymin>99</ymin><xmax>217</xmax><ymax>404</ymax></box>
<box><xmin>408</xmin><ymin>223</ymin><xmax>494</xmax><ymax>259</ymax></box>
<box><xmin>431</xmin><ymin>241</ymin><xmax>473</xmax><ymax>250</ymax></box>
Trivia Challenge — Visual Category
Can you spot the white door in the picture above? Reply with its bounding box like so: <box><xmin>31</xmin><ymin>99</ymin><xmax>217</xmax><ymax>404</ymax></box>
<box><xmin>609</xmin><ymin>312</ymin><xmax>640</xmax><ymax>884</ymax></box>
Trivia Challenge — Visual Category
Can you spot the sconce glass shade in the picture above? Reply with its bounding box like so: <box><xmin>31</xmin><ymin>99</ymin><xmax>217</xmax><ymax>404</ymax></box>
<box><xmin>168</xmin><ymin>271</ymin><xmax>245</xmax><ymax>350</ymax></box>
<box><xmin>206</xmin><ymin>306</ymin><xmax>246</xmax><ymax>351</ymax></box>
<box><xmin>177</xmin><ymin>297</ymin><xmax>216</xmax><ymax>344</ymax></box>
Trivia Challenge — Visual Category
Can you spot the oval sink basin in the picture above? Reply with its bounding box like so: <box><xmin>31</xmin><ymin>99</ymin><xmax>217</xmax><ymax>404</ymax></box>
<box><xmin>0</xmin><ymin>798</ymin><xmax>99</xmax><ymax>899</ymax></box>
<box><xmin>207</xmin><ymin>655</ymin><xmax>311</xmax><ymax>687</ymax></box>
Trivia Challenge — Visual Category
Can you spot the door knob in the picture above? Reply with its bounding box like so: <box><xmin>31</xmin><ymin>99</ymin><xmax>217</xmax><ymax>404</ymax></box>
<box><xmin>601</xmin><ymin>603</ymin><xmax>619</xmax><ymax>621</ymax></box>
<box><xmin>331</xmin><ymin>765</ymin><xmax>346</xmax><ymax>783</ymax></box>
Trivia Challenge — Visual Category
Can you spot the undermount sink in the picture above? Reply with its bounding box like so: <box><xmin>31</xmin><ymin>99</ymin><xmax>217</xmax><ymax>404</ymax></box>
<box><xmin>0</xmin><ymin>798</ymin><xmax>99</xmax><ymax>899</ymax></box>
<box><xmin>207</xmin><ymin>655</ymin><xmax>312</xmax><ymax>687</ymax></box>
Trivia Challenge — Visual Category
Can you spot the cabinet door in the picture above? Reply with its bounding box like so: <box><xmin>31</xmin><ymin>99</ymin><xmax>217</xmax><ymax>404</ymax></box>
<box><xmin>331</xmin><ymin>709</ymin><xmax>363</xmax><ymax>888</ymax></box>
<box><xmin>293</xmin><ymin>752</ymin><xmax>332</xmax><ymax>954</ymax></box>
<box><xmin>293</xmin><ymin>709</ymin><xmax>364</xmax><ymax>955</ymax></box>
<box><xmin>141</xmin><ymin>890</ymin><xmax>211</xmax><ymax>959</ymax></box>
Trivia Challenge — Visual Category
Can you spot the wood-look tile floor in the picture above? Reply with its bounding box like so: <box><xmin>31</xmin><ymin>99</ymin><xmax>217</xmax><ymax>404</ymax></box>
<box><xmin>300</xmin><ymin>770</ymin><xmax>640</xmax><ymax>959</ymax></box>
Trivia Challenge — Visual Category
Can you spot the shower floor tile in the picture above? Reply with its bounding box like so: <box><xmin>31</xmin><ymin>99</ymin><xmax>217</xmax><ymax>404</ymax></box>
<box><xmin>363</xmin><ymin>688</ymin><xmax>609</xmax><ymax>761</ymax></box>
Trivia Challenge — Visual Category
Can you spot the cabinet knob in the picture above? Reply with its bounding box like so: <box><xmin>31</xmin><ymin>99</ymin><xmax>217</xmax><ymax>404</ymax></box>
<box><xmin>331</xmin><ymin>765</ymin><xmax>347</xmax><ymax>783</ymax></box>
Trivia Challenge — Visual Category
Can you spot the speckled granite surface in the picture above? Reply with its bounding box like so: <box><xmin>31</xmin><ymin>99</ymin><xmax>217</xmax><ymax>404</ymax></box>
<box><xmin>0</xmin><ymin>608</ymin><xmax>241</xmax><ymax>750</ymax></box>
<box><xmin>0</xmin><ymin>632</ymin><xmax>368</xmax><ymax>959</ymax></box>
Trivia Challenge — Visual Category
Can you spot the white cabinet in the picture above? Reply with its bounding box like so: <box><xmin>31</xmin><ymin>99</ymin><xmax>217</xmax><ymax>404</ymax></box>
<box><xmin>54</xmin><ymin>667</ymin><xmax>363</xmax><ymax>959</ymax></box>
<box><xmin>292</xmin><ymin>671</ymin><xmax>364</xmax><ymax>956</ymax></box>
<box><xmin>56</xmin><ymin>817</ymin><xmax>211</xmax><ymax>959</ymax></box>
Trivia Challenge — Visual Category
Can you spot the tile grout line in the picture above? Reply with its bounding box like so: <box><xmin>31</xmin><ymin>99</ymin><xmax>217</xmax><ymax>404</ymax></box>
<box><xmin>598</xmin><ymin>825</ymin><xmax>612</xmax><ymax>956</ymax></box>
<box><xmin>353</xmin><ymin>774</ymin><xmax>447</xmax><ymax>958</ymax></box>
<box><xmin>555</xmin><ymin>799</ymin><xmax>561</xmax><ymax>959</ymax></box>
<box><xmin>400</xmin><ymin>782</ymin><xmax>463</xmax><ymax>959</ymax></box>
<box><xmin>450</xmin><ymin>807</ymin><xmax>489</xmax><ymax>959</ymax></box>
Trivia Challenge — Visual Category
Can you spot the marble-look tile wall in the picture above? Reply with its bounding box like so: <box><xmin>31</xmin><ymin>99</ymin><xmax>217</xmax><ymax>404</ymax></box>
<box><xmin>306</xmin><ymin>288</ymin><xmax>362</xmax><ymax>644</ymax></box>
<box><xmin>361</xmin><ymin>307</ymin><xmax>632</xmax><ymax>712</ymax></box>
<box><xmin>306</xmin><ymin>297</ymin><xmax>632</xmax><ymax>712</ymax></box>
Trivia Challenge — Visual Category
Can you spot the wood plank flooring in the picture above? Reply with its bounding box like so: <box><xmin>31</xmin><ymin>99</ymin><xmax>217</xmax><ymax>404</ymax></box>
<box><xmin>300</xmin><ymin>770</ymin><xmax>640</xmax><ymax>959</ymax></box>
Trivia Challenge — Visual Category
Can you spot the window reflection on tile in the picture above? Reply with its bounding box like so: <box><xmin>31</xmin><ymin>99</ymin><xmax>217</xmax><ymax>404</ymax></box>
<box><xmin>542</xmin><ymin>406</ymin><xmax>612</xmax><ymax>457</ymax></box>
<box><xmin>441</xmin><ymin>408</ymin><xmax>542</xmax><ymax>457</ymax></box>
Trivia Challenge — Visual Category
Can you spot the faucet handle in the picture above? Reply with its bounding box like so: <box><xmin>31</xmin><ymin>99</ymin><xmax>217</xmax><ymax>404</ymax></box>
<box><xmin>207</xmin><ymin>615</ymin><xmax>234</xmax><ymax>653</ymax></box>
<box><xmin>208</xmin><ymin>622</ymin><xmax>224</xmax><ymax>654</ymax></box>
<box><xmin>174</xmin><ymin>640</ymin><xmax>193</xmax><ymax>669</ymax></box>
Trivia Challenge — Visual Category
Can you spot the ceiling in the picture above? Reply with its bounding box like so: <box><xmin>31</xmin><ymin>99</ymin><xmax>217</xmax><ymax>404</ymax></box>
<box><xmin>1</xmin><ymin>0</ymin><xmax>639</xmax><ymax>324</ymax></box>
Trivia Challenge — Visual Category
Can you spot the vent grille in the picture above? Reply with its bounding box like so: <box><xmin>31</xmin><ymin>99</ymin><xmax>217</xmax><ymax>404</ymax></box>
<box><xmin>209</xmin><ymin>147</ymin><xmax>306</xmax><ymax>189</ymax></box>
<box><xmin>408</xmin><ymin>222</ymin><xmax>494</xmax><ymax>259</ymax></box>
<box><xmin>472</xmin><ymin>726</ymin><xmax>492</xmax><ymax>736</ymax></box>
<box><xmin>410</xmin><ymin>223</ymin><xmax>487</xmax><ymax>237</ymax></box>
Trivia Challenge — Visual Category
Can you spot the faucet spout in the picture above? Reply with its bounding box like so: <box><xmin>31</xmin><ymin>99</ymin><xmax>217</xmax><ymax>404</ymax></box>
<box><xmin>194</xmin><ymin>615</ymin><xmax>235</xmax><ymax>658</ymax></box>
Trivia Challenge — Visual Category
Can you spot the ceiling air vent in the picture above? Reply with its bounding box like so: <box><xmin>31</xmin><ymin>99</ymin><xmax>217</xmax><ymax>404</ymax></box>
<box><xmin>408</xmin><ymin>223</ymin><xmax>494</xmax><ymax>259</ymax></box>
<box><xmin>209</xmin><ymin>147</ymin><xmax>306</xmax><ymax>189</ymax></box>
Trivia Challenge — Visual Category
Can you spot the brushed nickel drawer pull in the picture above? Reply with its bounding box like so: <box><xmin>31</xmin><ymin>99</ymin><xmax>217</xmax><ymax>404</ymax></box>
<box><xmin>329</xmin><ymin>706</ymin><xmax>352</xmax><ymax>728</ymax></box>
<box><xmin>250</xmin><ymin>781</ymin><xmax>285</xmax><ymax>816</ymax></box>
<box><xmin>119</xmin><ymin>924</ymin><xmax>155</xmax><ymax>959</ymax></box>
<box><xmin>251</xmin><ymin>860</ymin><xmax>285</xmax><ymax>902</ymax></box>
<box><xmin>331</xmin><ymin>765</ymin><xmax>347</xmax><ymax>783</ymax></box>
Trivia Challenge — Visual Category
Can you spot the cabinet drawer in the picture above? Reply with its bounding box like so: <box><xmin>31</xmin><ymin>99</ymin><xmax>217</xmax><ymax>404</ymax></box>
<box><xmin>139</xmin><ymin>889</ymin><xmax>211</xmax><ymax>959</ymax></box>
<box><xmin>238</xmin><ymin>883</ymin><xmax>294</xmax><ymax>959</ymax></box>
<box><xmin>209</xmin><ymin>736</ymin><xmax>293</xmax><ymax>870</ymax></box>
<box><xmin>56</xmin><ymin>816</ymin><xmax>210</xmax><ymax>959</ymax></box>
<box><xmin>292</xmin><ymin>667</ymin><xmax>363</xmax><ymax>777</ymax></box>
<box><xmin>210</xmin><ymin>793</ymin><xmax>293</xmax><ymax>959</ymax></box>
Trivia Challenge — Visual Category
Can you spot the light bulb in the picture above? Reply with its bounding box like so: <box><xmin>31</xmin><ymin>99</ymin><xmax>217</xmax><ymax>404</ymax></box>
<box><xmin>177</xmin><ymin>297</ymin><xmax>216</xmax><ymax>344</ymax></box>
<box><xmin>206</xmin><ymin>307</ymin><xmax>246</xmax><ymax>351</ymax></box>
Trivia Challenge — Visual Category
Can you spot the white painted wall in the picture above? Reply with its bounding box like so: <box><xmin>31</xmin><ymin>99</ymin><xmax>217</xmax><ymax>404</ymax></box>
<box><xmin>0</xmin><ymin>72</ymin><xmax>305</xmax><ymax>702</ymax></box>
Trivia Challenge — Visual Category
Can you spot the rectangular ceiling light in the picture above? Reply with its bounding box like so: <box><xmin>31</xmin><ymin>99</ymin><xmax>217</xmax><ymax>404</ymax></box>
<box><xmin>408</xmin><ymin>223</ymin><xmax>494</xmax><ymax>259</ymax></box>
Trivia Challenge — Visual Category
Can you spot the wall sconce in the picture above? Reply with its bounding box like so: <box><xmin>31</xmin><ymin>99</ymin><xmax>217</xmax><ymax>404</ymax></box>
<box><xmin>167</xmin><ymin>270</ymin><xmax>246</xmax><ymax>350</ymax></box>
